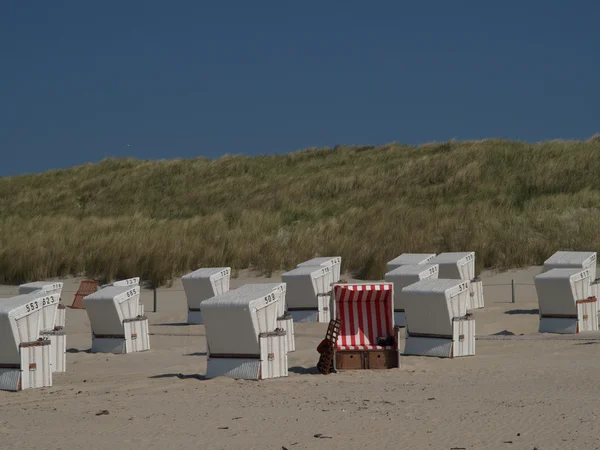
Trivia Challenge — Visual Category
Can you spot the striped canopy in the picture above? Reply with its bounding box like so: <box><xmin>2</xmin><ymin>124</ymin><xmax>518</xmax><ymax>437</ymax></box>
<box><xmin>333</xmin><ymin>283</ymin><xmax>394</xmax><ymax>350</ymax></box>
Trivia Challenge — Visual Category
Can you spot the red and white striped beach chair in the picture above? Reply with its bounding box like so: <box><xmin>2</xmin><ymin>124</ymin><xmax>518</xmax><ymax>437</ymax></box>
<box><xmin>332</xmin><ymin>283</ymin><xmax>400</xmax><ymax>370</ymax></box>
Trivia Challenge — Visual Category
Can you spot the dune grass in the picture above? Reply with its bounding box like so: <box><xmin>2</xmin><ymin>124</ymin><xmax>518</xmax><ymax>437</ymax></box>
<box><xmin>1</xmin><ymin>139</ymin><xmax>600</xmax><ymax>286</ymax></box>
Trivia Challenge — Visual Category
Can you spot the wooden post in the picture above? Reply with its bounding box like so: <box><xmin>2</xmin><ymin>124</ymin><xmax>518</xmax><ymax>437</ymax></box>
<box><xmin>153</xmin><ymin>288</ymin><xmax>157</xmax><ymax>312</ymax></box>
<box><xmin>511</xmin><ymin>279</ymin><xmax>515</xmax><ymax>304</ymax></box>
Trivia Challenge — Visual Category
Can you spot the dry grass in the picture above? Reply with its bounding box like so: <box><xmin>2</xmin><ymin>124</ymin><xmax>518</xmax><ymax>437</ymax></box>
<box><xmin>1</xmin><ymin>139</ymin><xmax>600</xmax><ymax>286</ymax></box>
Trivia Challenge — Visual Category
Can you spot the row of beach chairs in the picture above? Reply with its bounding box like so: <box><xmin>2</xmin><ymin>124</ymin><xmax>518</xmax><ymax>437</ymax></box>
<box><xmin>183</xmin><ymin>252</ymin><xmax>486</xmax><ymax>379</ymax></box>
<box><xmin>2</xmin><ymin>250</ymin><xmax>598</xmax><ymax>390</ymax></box>
<box><xmin>0</xmin><ymin>277</ymin><xmax>148</xmax><ymax>391</ymax></box>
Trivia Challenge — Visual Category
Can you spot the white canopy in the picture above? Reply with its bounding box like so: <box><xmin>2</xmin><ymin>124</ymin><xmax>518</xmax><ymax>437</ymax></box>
<box><xmin>181</xmin><ymin>267</ymin><xmax>231</xmax><ymax>310</ymax></box>
<box><xmin>385</xmin><ymin>264</ymin><xmax>439</xmax><ymax>311</ymax></box>
<box><xmin>296</xmin><ymin>257</ymin><xmax>341</xmax><ymax>281</ymax></box>
<box><xmin>18</xmin><ymin>281</ymin><xmax>63</xmax><ymax>296</ymax></box>
<box><xmin>401</xmin><ymin>279</ymin><xmax>470</xmax><ymax>336</ymax></box>
<box><xmin>104</xmin><ymin>277</ymin><xmax>140</xmax><ymax>288</ymax></box>
<box><xmin>18</xmin><ymin>281</ymin><xmax>64</xmax><ymax>331</ymax></box>
<box><xmin>234</xmin><ymin>283</ymin><xmax>287</xmax><ymax>317</ymax></box>
<box><xmin>535</xmin><ymin>268</ymin><xmax>593</xmax><ymax>317</ymax></box>
<box><xmin>542</xmin><ymin>251</ymin><xmax>597</xmax><ymax>281</ymax></box>
<box><xmin>282</xmin><ymin>266</ymin><xmax>334</xmax><ymax>310</ymax></box>
<box><xmin>429</xmin><ymin>252</ymin><xmax>476</xmax><ymax>281</ymax></box>
<box><xmin>83</xmin><ymin>286</ymin><xmax>141</xmax><ymax>336</ymax></box>
<box><xmin>0</xmin><ymin>292</ymin><xmax>57</xmax><ymax>364</ymax></box>
<box><xmin>386</xmin><ymin>253</ymin><xmax>436</xmax><ymax>272</ymax></box>
<box><xmin>99</xmin><ymin>277</ymin><xmax>140</xmax><ymax>292</ymax></box>
<box><xmin>201</xmin><ymin>288</ymin><xmax>279</xmax><ymax>355</ymax></box>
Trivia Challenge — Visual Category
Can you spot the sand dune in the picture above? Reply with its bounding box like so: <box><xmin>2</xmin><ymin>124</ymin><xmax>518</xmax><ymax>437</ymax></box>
<box><xmin>2</xmin><ymin>266</ymin><xmax>600</xmax><ymax>450</ymax></box>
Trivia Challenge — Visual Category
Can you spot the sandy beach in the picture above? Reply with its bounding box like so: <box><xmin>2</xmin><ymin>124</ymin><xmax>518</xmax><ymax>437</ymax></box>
<box><xmin>1</xmin><ymin>266</ymin><xmax>600</xmax><ymax>450</ymax></box>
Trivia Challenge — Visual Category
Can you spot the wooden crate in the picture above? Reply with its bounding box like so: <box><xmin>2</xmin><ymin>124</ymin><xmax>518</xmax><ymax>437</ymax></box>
<box><xmin>335</xmin><ymin>349</ymin><xmax>398</xmax><ymax>370</ymax></box>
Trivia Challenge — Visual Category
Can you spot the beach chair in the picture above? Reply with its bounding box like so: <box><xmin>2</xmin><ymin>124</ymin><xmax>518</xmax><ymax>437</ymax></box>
<box><xmin>181</xmin><ymin>268</ymin><xmax>231</xmax><ymax>324</ymax></box>
<box><xmin>296</xmin><ymin>256</ymin><xmax>342</xmax><ymax>284</ymax></box>
<box><xmin>402</xmin><ymin>279</ymin><xmax>475</xmax><ymax>358</ymax></box>
<box><xmin>282</xmin><ymin>266</ymin><xmax>335</xmax><ymax>323</ymax></box>
<box><xmin>386</xmin><ymin>253</ymin><xmax>436</xmax><ymax>273</ymax></box>
<box><xmin>385</xmin><ymin>264</ymin><xmax>439</xmax><ymax>327</ymax></box>
<box><xmin>83</xmin><ymin>285</ymin><xmax>150</xmax><ymax>354</ymax></box>
<box><xmin>331</xmin><ymin>283</ymin><xmax>400</xmax><ymax>370</ymax></box>
<box><xmin>202</xmin><ymin>287</ymin><xmax>288</xmax><ymax>380</ymax></box>
<box><xmin>535</xmin><ymin>268</ymin><xmax>598</xmax><ymax>334</ymax></box>
<box><xmin>19</xmin><ymin>281</ymin><xmax>66</xmax><ymax>373</ymax></box>
<box><xmin>101</xmin><ymin>277</ymin><xmax>140</xmax><ymax>288</ymax></box>
<box><xmin>0</xmin><ymin>292</ymin><xmax>58</xmax><ymax>391</ymax></box>
<box><xmin>18</xmin><ymin>281</ymin><xmax>63</xmax><ymax>298</ymax></box>
<box><xmin>235</xmin><ymin>283</ymin><xmax>295</xmax><ymax>352</ymax></box>
<box><xmin>429</xmin><ymin>252</ymin><xmax>484</xmax><ymax>309</ymax></box>
<box><xmin>100</xmin><ymin>278</ymin><xmax>143</xmax><ymax>315</ymax></box>
<box><xmin>543</xmin><ymin>251</ymin><xmax>598</xmax><ymax>300</ymax></box>
<box><xmin>18</xmin><ymin>281</ymin><xmax>63</xmax><ymax>333</ymax></box>
<box><xmin>543</xmin><ymin>251</ymin><xmax>597</xmax><ymax>280</ymax></box>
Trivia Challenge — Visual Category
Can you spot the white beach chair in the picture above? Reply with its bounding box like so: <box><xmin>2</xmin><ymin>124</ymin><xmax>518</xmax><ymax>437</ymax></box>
<box><xmin>18</xmin><ymin>281</ymin><xmax>63</xmax><ymax>298</ymax></box>
<box><xmin>402</xmin><ymin>279</ymin><xmax>475</xmax><ymax>358</ymax></box>
<box><xmin>385</xmin><ymin>264</ymin><xmax>439</xmax><ymax>327</ymax></box>
<box><xmin>535</xmin><ymin>268</ymin><xmax>598</xmax><ymax>334</ymax></box>
<box><xmin>386</xmin><ymin>253</ymin><xmax>436</xmax><ymax>273</ymax></box>
<box><xmin>100</xmin><ymin>278</ymin><xmax>143</xmax><ymax>315</ymax></box>
<box><xmin>18</xmin><ymin>281</ymin><xmax>66</xmax><ymax>373</ymax></box>
<box><xmin>202</xmin><ymin>288</ymin><xmax>288</xmax><ymax>380</ymax></box>
<box><xmin>429</xmin><ymin>252</ymin><xmax>484</xmax><ymax>309</ymax></box>
<box><xmin>103</xmin><ymin>277</ymin><xmax>140</xmax><ymax>288</ymax></box>
<box><xmin>18</xmin><ymin>281</ymin><xmax>64</xmax><ymax>327</ymax></box>
<box><xmin>234</xmin><ymin>283</ymin><xmax>295</xmax><ymax>352</ymax></box>
<box><xmin>181</xmin><ymin>268</ymin><xmax>231</xmax><ymax>324</ymax></box>
<box><xmin>282</xmin><ymin>266</ymin><xmax>335</xmax><ymax>323</ymax></box>
<box><xmin>543</xmin><ymin>251</ymin><xmax>598</xmax><ymax>300</ymax></box>
<box><xmin>83</xmin><ymin>285</ymin><xmax>150</xmax><ymax>354</ymax></box>
<box><xmin>543</xmin><ymin>251</ymin><xmax>597</xmax><ymax>280</ymax></box>
<box><xmin>296</xmin><ymin>256</ymin><xmax>342</xmax><ymax>284</ymax></box>
<box><xmin>0</xmin><ymin>292</ymin><xmax>58</xmax><ymax>391</ymax></box>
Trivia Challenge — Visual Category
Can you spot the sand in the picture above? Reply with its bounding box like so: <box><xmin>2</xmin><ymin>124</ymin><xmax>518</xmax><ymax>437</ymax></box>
<box><xmin>2</xmin><ymin>266</ymin><xmax>600</xmax><ymax>450</ymax></box>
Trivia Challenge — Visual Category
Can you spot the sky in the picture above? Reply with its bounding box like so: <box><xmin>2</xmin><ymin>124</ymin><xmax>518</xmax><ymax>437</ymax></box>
<box><xmin>1</xmin><ymin>1</ymin><xmax>599</xmax><ymax>176</ymax></box>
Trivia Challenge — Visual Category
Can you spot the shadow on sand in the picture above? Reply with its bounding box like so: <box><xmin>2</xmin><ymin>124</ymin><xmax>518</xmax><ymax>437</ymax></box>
<box><xmin>288</xmin><ymin>366</ymin><xmax>320</xmax><ymax>375</ymax></box>
<box><xmin>504</xmin><ymin>309</ymin><xmax>539</xmax><ymax>315</ymax></box>
<box><xmin>66</xmin><ymin>348</ymin><xmax>91</xmax><ymax>354</ymax></box>
<box><xmin>149</xmin><ymin>373</ymin><xmax>207</xmax><ymax>381</ymax></box>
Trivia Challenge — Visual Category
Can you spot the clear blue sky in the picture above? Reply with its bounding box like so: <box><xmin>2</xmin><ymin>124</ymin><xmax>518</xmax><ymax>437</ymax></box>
<box><xmin>1</xmin><ymin>1</ymin><xmax>599</xmax><ymax>176</ymax></box>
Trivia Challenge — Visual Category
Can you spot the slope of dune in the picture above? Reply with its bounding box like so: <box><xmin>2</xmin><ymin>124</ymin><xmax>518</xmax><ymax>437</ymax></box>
<box><xmin>1</xmin><ymin>139</ymin><xmax>599</xmax><ymax>285</ymax></box>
